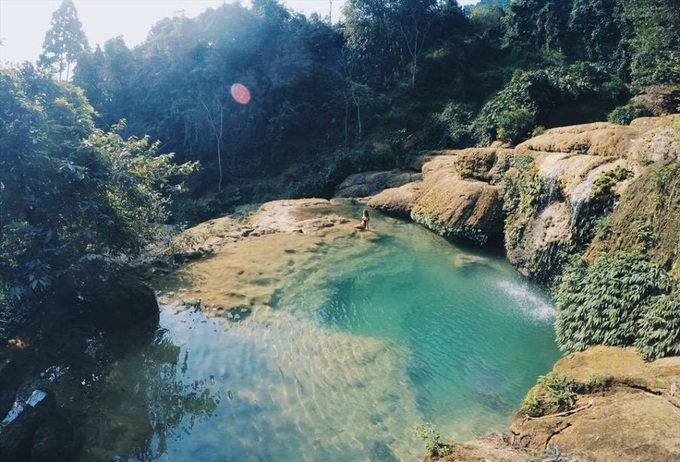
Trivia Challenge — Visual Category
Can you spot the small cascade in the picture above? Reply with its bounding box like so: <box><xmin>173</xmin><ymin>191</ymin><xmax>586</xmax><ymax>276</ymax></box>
<box><xmin>542</xmin><ymin>176</ymin><xmax>562</xmax><ymax>204</ymax></box>
<box><xmin>569</xmin><ymin>198</ymin><xmax>585</xmax><ymax>230</ymax></box>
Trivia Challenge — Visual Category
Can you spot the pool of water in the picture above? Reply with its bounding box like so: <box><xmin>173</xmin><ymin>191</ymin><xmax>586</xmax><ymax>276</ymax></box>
<box><xmin>86</xmin><ymin>210</ymin><xmax>560</xmax><ymax>461</ymax></box>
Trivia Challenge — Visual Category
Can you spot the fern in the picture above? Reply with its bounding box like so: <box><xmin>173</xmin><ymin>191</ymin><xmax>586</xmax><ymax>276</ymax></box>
<box><xmin>554</xmin><ymin>250</ymin><xmax>671</xmax><ymax>354</ymax></box>
<box><xmin>635</xmin><ymin>291</ymin><xmax>680</xmax><ymax>360</ymax></box>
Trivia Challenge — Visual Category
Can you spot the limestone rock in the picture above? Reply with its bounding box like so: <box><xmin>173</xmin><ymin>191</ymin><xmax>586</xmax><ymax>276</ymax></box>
<box><xmin>631</xmin><ymin>85</ymin><xmax>680</xmax><ymax>116</ymax></box>
<box><xmin>410</xmin><ymin>178</ymin><xmax>504</xmax><ymax>245</ymax></box>
<box><xmin>502</xmin><ymin>116</ymin><xmax>680</xmax><ymax>281</ymax></box>
<box><xmin>334</xmin><ymin>170</ymin><xmax>421</xmax><ymax>198</ymax></box>
<box><xmin>509</xmin><ymin>347</ymin><xmax>680</xmax><ymax>461</ymax></box>
<box><xmin>516</xmin><ymin>121</ymin><xmax>648</xmax><ymax>157</ymax></box>
<box><xmin>367</xmin><ymin>182</ymin><xmax>420</xmax><ymax>218</ymax></box>
<box><xmin>504</xmin><ymin>151</ymin><xmax>638</xmax><ymax>281</ymax></box>
<box><xmin>369</xmin><ymin>154</ymin><xmax>504</xmax><ymax>245</ymax></box>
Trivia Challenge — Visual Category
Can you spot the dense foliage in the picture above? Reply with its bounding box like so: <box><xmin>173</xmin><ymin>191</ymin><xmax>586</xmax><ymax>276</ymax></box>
<box><xmin>61</xmin><ymin>0</ymin><xmax>677</xmax><ymax>208</ymax></box>
<box><xmin>73</xmin><ymin>2</ymin><xmax>348</xmax><ymax>195</ymax></box>
<box><xmin>624</xmin><ymin>0</ymin><xmax>680</xmax><ymax>88</ymax></box>
<box><xmin>0</xmin><ymin>66</ymin><xmax>195</xmax><ymax>325</ymax></box>
<box><xmin>554</xmin><ymin>249</ymin><xmax>679</xmax><ymax>359</ymax></box>
<box><xmin>471</xmin><ymin>63</ymin><xmax>626</xmax><ymax>144</ymax></box>
<box><xmin>2</xmin><ymin>0</ymin><xmax>678</xmax><ymax>353</ymax></box>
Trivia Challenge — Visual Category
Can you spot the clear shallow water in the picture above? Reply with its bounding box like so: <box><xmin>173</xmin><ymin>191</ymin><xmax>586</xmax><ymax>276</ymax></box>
<box><xmin>98</xmin><ymin>211</ymin><xmax>560</xmax><ymax>462</ymax></box>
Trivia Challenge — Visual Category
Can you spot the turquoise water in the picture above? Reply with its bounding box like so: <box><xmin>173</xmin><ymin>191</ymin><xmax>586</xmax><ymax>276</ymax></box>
<box><xmin>92</xmin><ymin>212</ymin><xmax>560</xmax><ymax>461</ymax></box>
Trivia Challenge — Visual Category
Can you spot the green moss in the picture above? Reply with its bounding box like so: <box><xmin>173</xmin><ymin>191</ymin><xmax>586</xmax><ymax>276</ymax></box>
<box><xmin>590</xmin><ymin>166</ymin><xmax>632</xmax><ymax>203</ymax></box>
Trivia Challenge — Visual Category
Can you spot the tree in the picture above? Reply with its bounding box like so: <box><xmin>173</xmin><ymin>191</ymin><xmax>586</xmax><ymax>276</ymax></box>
<box><xmin>624</xmin><ymin>0</ymin><xmax>680</xmax><ymax>87</ymax></box>
<box><xmin>39</xmin><ymin>0</ymin><xmax>89</xmax><ymax>81</ymax></box>
<box><xmin>0</xmin><ymin>66</ymin><xmax>196</xmax><ymax>308</ymax></box>
<box><xmin>503</xmin><ymin>0</ymin><xmax>572</xmax><ymax>59</ymax></box>
<box><xmin>567</xmin><ymin>0</ymin><xmax>627</xmax><ymax>77</ymax></box>
<box><xmin>343</xmin><ymin>0</ymin><xmax>403</xmax><ymax>88</ymax></box>
<box><xmin>397</xmin><ymin>0</ymin><xmax>435</xmax><ymax>88</ymax></box>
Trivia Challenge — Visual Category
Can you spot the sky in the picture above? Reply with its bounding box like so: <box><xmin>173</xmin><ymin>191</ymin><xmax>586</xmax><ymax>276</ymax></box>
<box><xmin>0</xmin><ymin>0</ymin><xmax>478</xmax><ymax>65</ymax></box>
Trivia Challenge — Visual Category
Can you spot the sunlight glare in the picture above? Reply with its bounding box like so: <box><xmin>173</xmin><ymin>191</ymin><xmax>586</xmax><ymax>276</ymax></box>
<box><xmin>230</xmin><ymin>83</ymin><xmax>251</xmax><ymax>105</ymax></box>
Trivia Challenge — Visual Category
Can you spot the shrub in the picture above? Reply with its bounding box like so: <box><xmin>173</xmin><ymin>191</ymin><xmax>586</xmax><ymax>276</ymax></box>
<box><xmin>607</xmin><ymin>102</ymin><xmax>652</xmax><ymax>125</ymax></box>
<box><xmin>413</xmin><ymin>423</ymin><xmax>451</xmax><ymax>459</ymax></box>
<box><xmin>531</xmin><ymin>125</ymin><xmax>547</xmax><ymax>137</ymax></box>
<box><xmin>497</xmin><ymin>107</ymin><xmax>535</xmax><ymax>144</ymax></box>
<box><xmin>537</xmin><ymin>372</ymin><xmax>578</xmax><ymax>413</ymax></box>
<box><xmin>554</xmin><ymin>250</ymin><xmax>672</xmax><ymax>354</ymax></box>
<box><xmin>635</xmin><ymin>291</ymin><xmax>680</xmax><ymax>360</ymax></box>
<box><xmin>521</xmin><ymin>392</ymin><xmax>542</xmax><ymax>417</ymax></box>
<box><xmin>428</xmin><ymin>102</ymin><xmax>474</xmax><ymax>148</ymax></box>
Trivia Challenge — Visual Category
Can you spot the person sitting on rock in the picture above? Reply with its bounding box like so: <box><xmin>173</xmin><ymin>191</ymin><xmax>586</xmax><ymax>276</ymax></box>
<box><xmin>354</xmin><ymin>209</ymin><xmax>370</xmax><ymax>231</ymax></box>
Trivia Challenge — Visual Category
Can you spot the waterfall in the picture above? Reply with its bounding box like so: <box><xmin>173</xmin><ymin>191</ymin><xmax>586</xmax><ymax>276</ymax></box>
<box><xmin>569</xmin><ymin>198</ymin><xmax>585</xmax><ymax>229</ymax></box>
<box><xmin>543</xmin><ymin>176</ymin><xmax>562</xmax><ymax>204</ymax></box>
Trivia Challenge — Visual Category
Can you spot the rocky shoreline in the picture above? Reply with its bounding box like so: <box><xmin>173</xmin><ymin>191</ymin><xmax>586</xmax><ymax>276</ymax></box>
<box><xmin>337</xmin><ymin>115</ymin><xmax>680</xmax><ymax>460</ymax></box>
<box><xmin>1</xmin><ymin>115</ymin><xmax>678</xmax><ymax>461</ymax></box>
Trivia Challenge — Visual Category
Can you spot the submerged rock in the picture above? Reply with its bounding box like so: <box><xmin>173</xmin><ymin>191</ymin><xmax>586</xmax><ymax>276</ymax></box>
<box><xmin>0</xmin><ymin>389</ymin><xmax>77</xmax><ymax>462</ymax></box>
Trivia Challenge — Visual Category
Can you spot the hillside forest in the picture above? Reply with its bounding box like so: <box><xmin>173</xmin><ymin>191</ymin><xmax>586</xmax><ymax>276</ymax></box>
<box><xmin>1</xmin><ymin>0</ymin><xmax>679</xmax><ymax>355</ymax></box>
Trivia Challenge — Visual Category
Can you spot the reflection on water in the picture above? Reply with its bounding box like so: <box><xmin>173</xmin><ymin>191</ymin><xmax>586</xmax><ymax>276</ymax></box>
<box><xmin>63</xmin><ymin>326</ymin><xmax>221</xmax><ymax>462</ymax></box>
<box><xmin>81</xmin><ymin>210</ymin><xmax>560</xmax><ymax>461</ymax></box>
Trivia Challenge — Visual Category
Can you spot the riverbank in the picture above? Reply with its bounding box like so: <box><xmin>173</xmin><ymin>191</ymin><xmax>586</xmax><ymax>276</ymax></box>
<box><xmin>160</xmin><ymin>197</ymin><xmax>680</xmax><ymax>462</ymax></box>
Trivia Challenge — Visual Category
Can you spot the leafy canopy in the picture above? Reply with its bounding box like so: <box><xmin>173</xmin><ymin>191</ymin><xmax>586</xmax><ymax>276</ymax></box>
<box><xmin>39</xmin><ymin>0</ymin><xmax>89</xmax><ymax>81</ymax></box>
<box><xmin>0</xmin><ymin>66</ymin><xmax>196</xmax><ymax>302</ymax></box>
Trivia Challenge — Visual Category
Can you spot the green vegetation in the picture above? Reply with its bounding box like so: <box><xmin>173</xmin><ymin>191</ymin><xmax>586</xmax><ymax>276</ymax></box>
<box><xmin>39</xmin><ymin>0</ymin><xmax>89</xmax><ymax>81</ymax></box>
<box><xmin>472</xmin><ymin>64</ymin><xmax>626</xmax><ymax>145</ymax></box>
<box><xmin>590</xmin><ymin>167</ymin><xmax>633</xmax><ymax>203</ymax></box>
<box><xmin>0</xmin><ymin>65</ymin><xmax>195</xmax><ymax>337</ymax></box>
<box><xmin>521</xmin><ymin>392</ymin><xmax>542</xmax><ymax>417</ymax></box>
<box><xmin>522</xmin><ymin>371</ymin><xmax>613</xmax><ymax>417</ymax></box>
<box><xmin>624</xmin><ymin>0</ymin><xmax>680</xmax><ymax>89</ymax></box>
<box><xmin>607</xmin><ymin>102</ymin><xmax>653</xmax><ymax>125</ymax></box>
<box><xmin>413</xmin><ymin>422</ymin><xmax>451</xmax><ymax>459</ymax></box>
<box><xmin>553</xmin><ymin>249</ymin><xmax>679</xmax><ymax>359</ymax></box>
<box><xmin>0</xmin><ymin>0</ymin><xmax>677</xmax><ymax>368</ymax></box>
<box><xmin>521</xmin><ymin>372</ymin><xmax>578</xmax><ymax>417</ymax></box>
<box><xmin>537</xmin><ymin>372</ymin><xmax>578</xmax><ymax>413</ymax></box>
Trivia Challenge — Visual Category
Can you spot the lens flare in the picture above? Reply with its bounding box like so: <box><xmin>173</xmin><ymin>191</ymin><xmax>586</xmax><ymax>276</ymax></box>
<box><xmin>230</xmin><ymin>83</ymin><xmax>251</xmax><ymax>104</ymax></box>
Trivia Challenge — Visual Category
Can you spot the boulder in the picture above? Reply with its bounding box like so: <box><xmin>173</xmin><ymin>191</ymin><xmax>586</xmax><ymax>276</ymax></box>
<box><xmin>79</xmin><ymin>272</ymin><xmax>160</xmax><ymax>332</ymax></box>
<box><xmin>367</xmin><ymin>182</ymin><xmax>421</xmax><ymax>218</ymax></box>
<box><xmin>56</xmin><ymin>270</ymin><xmax>160</xmax><ymax>333</ymax></box>
<box><xmin>334</xmin><ymin>170</ymin><xmax>421</xmax><ymax>198</ymax></box>
<box><xmin>509</xmin><ymin>347</ymin><xmax>680</xmax><ymax>461</ymax></box>
<box><xmin>410</xmin><ymin>178</ymin><xmax>504</xmax><ymax>245</ymax></box>
<box><xmin>369</xmin><ymin>155</ymin><xmax>504</xmax><ymax>244</ymax></box>
<box><xmin>631</xmin><ymin>85</ymin><xmax>680</xmax><ymax>116</ymax></box>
